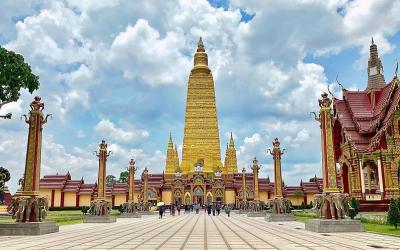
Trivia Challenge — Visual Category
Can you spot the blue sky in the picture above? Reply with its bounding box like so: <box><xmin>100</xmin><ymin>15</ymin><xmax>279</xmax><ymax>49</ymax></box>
<box><xmin>1</xmin><ymin>0</ymin><xmax>400</xmax><ymax>193</ymax></box>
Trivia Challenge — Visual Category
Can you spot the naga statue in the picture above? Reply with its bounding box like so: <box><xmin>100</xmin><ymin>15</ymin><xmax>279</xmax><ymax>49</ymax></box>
<box><xmin>7</xmin><ymin>196</ymin><xmax>49</xmax><ymax>222</ymax></box>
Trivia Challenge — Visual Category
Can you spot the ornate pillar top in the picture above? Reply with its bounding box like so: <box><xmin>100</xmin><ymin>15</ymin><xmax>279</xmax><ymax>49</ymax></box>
<box><xmin>252</xmin><ymin>157</ymin><xmax>260</xmax><ymax>170</ymax></box>
<box><xmin>319</xmin><ymin>92</ymin><xmax>332</xmax><ymax>108</ymax></box>
<box><xmin>30</xmin><ymin>96</ymin><xmax>44</xmax><ymax>112</ymax></box>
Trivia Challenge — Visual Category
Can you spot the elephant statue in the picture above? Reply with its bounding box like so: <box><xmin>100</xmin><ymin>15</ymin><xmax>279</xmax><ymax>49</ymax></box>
<box><xmin>267</xmin><ymin>197</ymin><xmax>291</xmax><ymax>214</ymax></box>
<box><xmin>7</xmin><ymin>195</ymin><xmax>49</xmax><ymax>222</ymax></box>
<box><xmin>88</xmin><ymin>199</ymin><xmax>111</xmax><ymax>216</ymax></box>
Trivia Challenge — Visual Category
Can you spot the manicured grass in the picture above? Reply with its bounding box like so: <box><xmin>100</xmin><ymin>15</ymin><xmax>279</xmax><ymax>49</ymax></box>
<box><xmin>363</xmin><ymin>222</ymin><xmax>400</xmax><ymax>237</ymax></box>
<box><xmin>0</xmin><ymin>209</ymin><xmax>117</xmax><ymax>226</ymax></box>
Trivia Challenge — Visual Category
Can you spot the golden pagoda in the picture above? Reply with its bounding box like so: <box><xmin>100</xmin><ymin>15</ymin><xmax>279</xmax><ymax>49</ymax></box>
<box><xmin>180</xmin><ymin>37</ymin><xmax>224</xmax><ymax>174</ymax></box>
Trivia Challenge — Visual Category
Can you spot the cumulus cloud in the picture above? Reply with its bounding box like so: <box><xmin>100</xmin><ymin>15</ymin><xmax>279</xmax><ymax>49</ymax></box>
<box><xmin>95</xmin><ymin>119</ymin><xmax>149</xmax><ymax>143</ymax></box>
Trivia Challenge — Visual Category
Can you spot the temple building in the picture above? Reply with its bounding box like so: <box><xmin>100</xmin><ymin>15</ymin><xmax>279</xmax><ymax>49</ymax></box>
<box><xmin>331</xmin><ymin>39</ymin><xmax>400</xmax><ymax>210</ymax></box>
<box><xmin>34</xmin><ymin>38</ymin><xmax>323</xmax><ymax>208</ymax></box>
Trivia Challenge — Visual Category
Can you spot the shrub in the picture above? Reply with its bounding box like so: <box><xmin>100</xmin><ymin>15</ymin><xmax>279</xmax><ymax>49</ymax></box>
<box><xmin>387</xmin><ymin>198</ymin><xmax>400</xmax><ymax>229</ymax></box>
<box><xmin>349</xmin><ymin>197</ymin><xmax>360</xmax><ymax>219</ymax></box>
<box><xmin>81</xmin><ymin>206</ymin><xmax>89</xmax><ymax>215</ymax></box>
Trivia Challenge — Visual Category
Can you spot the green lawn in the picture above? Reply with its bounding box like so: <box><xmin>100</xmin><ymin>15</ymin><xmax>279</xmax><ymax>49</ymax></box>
<box><xmin>0</xmin><ymin>209</ymin><xmax>120</xmax><ymax>226</ymax></box>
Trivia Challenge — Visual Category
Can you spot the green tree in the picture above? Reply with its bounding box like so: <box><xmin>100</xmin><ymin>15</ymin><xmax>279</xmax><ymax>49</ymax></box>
<box><xmin>0</xmin><ymin>47</ymin><xmax>39</xmax><ymax>119</ymax></box>
<box><xmin>387</xmin><ymin>198</ymin><xmax>400</xmax><ymax>229</ymax></box>
<box><xmin>118</xmin><ymin>170</ymin><xmax>129</xmax><ymax>183</ymax></box>
<box><xmin>106</xmin><ymin>175</ymin><xmax>116</xmax><ymax>187</ymax></box>
<box><xmin>349</xmin><ymin>197</ymin><xmax>360</xmax><ymax>219</ymax></box>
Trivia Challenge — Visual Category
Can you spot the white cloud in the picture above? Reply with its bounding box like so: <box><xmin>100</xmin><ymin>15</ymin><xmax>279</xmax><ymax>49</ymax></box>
<box><xmin>107</xmin><ymin>19</ymin><xmax>191</xmax><ymax>86</ymax></box>
<box><xmin>95</xmin><ymin>119</ymin><xmax>149</xmax><ymax>143</ymax></box>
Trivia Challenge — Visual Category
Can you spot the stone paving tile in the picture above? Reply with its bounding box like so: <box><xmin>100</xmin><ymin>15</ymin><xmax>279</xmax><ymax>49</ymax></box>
<box><xmin>2</xmin><ymin>212</ymin><xmax>400</xmax><ymax>249</ymax></box>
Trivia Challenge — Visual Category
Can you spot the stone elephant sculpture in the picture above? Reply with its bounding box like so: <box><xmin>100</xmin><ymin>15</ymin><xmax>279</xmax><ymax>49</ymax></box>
<box><xmin>268</xmin><ymin>197</ymin><xmax>291</xmax><ymax>214</ymax></box>
<box><xmin>8</xmin><ymin>196</ymin><xmax>49</xmax><ymax>222</ymax></box>
<box><xmin>89</xmin><ymin>200</ymin><xmax>111</xmax><ymax>216</ymax></box>
<box><xmin>312</xmin><ymin>194</ymin><xmax>326</xmax><ymax>218</ymax></box>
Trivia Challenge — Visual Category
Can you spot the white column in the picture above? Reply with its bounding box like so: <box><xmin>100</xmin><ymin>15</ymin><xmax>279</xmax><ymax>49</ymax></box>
<box><xmin>377</xmin><ymin>159</ymin><xmax>384</xmax><ymax>195</ymax></box>
<box><xmin>359</xmin><ymin>160</ymin><xmax>365</xmax><ymax>195</ymax></box>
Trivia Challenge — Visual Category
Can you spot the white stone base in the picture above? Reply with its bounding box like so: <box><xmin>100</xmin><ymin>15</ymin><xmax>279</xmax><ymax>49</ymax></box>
<box><xmin>247</xmin><ymin>211</ymin><xmax>266</xmax><ymax>217</ymax></box>
<box><xmin>138</xmin><ymin>211</ymin><xmax>156</xmax><ymax>215</ymax></box>
<box><xmin>0</xmin><ymin>222</ymin><xmax>59</xmax><ymax>235</ymax></box>
<box><xmin>119</xmin><ymin>212</ymin><xmax>141</xmax><ymax>218</ymax></box>
<box><xmin>83</xmin><ymin>215</ymin><xmax>116</xmax><ymax>223</ymax></box>
<box><xmin>305</xmin><ymin>219</ymin><xmax>365</xmax><ymax>233</ymax></box>
<box><xmin>265</xmin><ymin>213</ymin><xmax>296</xmax><ymax>222</ymax></box>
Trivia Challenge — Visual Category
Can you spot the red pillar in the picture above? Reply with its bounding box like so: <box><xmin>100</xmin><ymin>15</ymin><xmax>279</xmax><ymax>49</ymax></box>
<box><xmin>60</xmin><ymin>192</ymin><xmax>65</xmax><ymax>208</ymax></box>
<box><xmin>51</xmin><ymin>189</ymin><xmax>55</xmax><ymax>208</ymax></box>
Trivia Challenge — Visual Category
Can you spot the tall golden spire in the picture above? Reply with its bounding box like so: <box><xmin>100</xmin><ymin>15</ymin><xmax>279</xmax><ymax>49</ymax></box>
<box><xmin>181</xmin><ymin>37</ymin><xmax>222</xmax><ymax>174</ymax></box>
<box><xmin>224</xmin><ymin>132</ymin><xmax>238</xmax><ymax>173</ymax></box>
<box><xmin>367</xmin><ymin>38</ymin><xmax>386</xmax><ymax>90</ymax></box>
<box><xmin>165</xmin><ymin>133</ymin><xmax>176</xmax><ymax>174</ymax></box>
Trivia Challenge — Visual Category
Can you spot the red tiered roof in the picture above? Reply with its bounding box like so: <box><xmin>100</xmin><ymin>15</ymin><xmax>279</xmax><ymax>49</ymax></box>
<box><xmin>334</xmin><ymin>79</ymin><xmax>399</xmax><ymax>153</ymax></box>
<box><xmin>40</xmin><ymin>172</ymin><xmax>70</xmax><ymax>189</ymax></box>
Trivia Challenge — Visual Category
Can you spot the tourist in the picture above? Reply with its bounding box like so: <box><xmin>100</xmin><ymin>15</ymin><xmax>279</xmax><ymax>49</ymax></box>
<box><xmin>225</xmin><ymin>204</ymin><xmax>231</xmax><ymax>217</ymax></box>
<box><xmin>212</xmin><ymin>203</ymin><xmax>216</xmax><ymax>216</ymax></box>
<box><xmin>207</xmin><ymin>204</ymin><xmax>211</xmax><ymax>215</ymax></box>
<box><xmin>162</xmin><ymin>204</ymin><xmax>167</xmax><ymax>217</ymax></box>
<box><xmin>195</xmin><ymin>203</ymin><xmax>200</xmax><ymax>214</ymax></box>
<box><xmin>177</xmin><ymin>203</ymin><xmax>181</xmax><ymax>215</ymax></box>
<box><xmin>171</xmin><ymin>204</ymin><xmax>175</xmax><ymax>216</ymax></box>
<box><xmin>216</xmin><ymin>204</ymin><xmax>221</xmax><ymax>216</ymax></box>
<box><xmin>159</xmin><ymin>206</ymin><xmax>163</xmax><ymax>219</ymax></box>
<box><xmin>190</xmin><ymin>203</ymin><xmax>194</xmax><ymax>212</ymax></box>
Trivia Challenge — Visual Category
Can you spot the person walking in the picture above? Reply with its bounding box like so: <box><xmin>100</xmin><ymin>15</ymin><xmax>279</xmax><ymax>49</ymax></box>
<box><xmin>195</xmin><ymin>203</ymin><xmax>200</xmax><ymax>214</ymax></box>
<box><xmin>207</xmin><ymin>204</ymin><xmax>211</xmax><ymax>216</ymax></box>
<box><xmin>162</xmin><ymin>204</ymin><xmax>166</xmax><ymax>218</ymax></box>
<box><xmin>171</xmin><ymin>204</ymin><xmax>175</xmax><ymax>216</ymax></box>
<box><xmin>225</xmin><ymin>204</ymin><xmax>231</xmax><ymax>217</ymax></box>
<box><xmin>159</xmin><ymin>205</ymin><xmax>163</xmax><ymax>219</ymax></box>
<box><xmin>212</xmin><ymin>203</ymin><xmax>216</xmax><ymax>216</ymax></box>
<box><xmin>216</xmin><ymin>204</ymin><xmax>221</xmax><ymax>216</ymax></box>
<box><xmin>177</xmin><ymin>203</ymin><xmax>181</xmax><ymax>216</ymax></box>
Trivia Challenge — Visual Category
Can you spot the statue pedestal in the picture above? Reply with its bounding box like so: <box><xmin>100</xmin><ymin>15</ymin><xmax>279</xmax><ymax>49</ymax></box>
<box><xmin>83</xmin><ymin>215</ymin><xmax>116</xmax><ymax>223</ymax></box>
<box><xmin>0</xmin><ymin>222</ymin><xmax>59</xmax><ymax>235</ymax></box>
<box><xmin>138</xmin><ymin>211</ymin><xmax>155</xmax><ymax>215</ymax></box>
<box><xmin>265</xmin><ymin>213</ymin><xmax>295</xmax><ymax>222</ymax></box>
<box><xmin>119</xmin><ymin>212</ymin><xmax>141</xmax><ymax>218</ymax></box>
<box><xmin>247</xmin><ymin>211</ymin><xmax>266</xmax><ymax>217</ymax></box>
<box><xmin>305</xmin><ymin>219</ymin><xmax>364</xmax><ymax>233</ymax></box>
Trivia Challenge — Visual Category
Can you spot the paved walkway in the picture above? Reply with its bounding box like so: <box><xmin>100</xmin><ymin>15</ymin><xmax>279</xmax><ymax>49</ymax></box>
<box><xmin>1</xmin><ymin>212</ymin><xmax>400</xmax><ymax>250</ymax></box>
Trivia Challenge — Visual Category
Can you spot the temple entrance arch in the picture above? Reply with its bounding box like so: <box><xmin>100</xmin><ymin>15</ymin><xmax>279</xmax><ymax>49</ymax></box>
<box><xmin>193</xmin><ymin>186</ymin><xmax>204</xmax><ymax>205</ymax></box>
<box><xmin>174</xmin><ymin>190</ymin><xmax>182</xmax><ymax>204</ymax></box>
<box><xmin>206</xmin><ymin>192</ymin><xmax>213</xmax><ymax>204</ymax></box>
<box><xmin>214</xmin><ymin>189</ymin><xmax>223</xmax><ymax>203</ymax></box>
<box><xmin>184</xmin><ymin>192</ymin><xmax>191</xmax><ymax>205</ymax></box>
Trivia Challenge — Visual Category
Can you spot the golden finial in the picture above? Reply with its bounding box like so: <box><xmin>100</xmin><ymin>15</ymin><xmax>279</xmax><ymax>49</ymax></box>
<box><xmin>197</xmin><ymin>37</ymin><xmax>205</xmax><ymax>52</ymax></box>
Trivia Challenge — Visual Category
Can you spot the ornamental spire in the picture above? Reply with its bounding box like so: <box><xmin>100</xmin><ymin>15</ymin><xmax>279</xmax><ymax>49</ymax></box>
<box><xmin>367</xmin><ymin>38</ymin><xmax>386</xmax><ymax>90</ymax></box>
<box><xmin>197</xmin><ymin>37</ymin><xmax>205</xmax><ymax>52</ymax></box>
<box><xmin>229</xmin><ymin>132</ymin><xmax>235</xmax><ymax>147</ymax></box>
